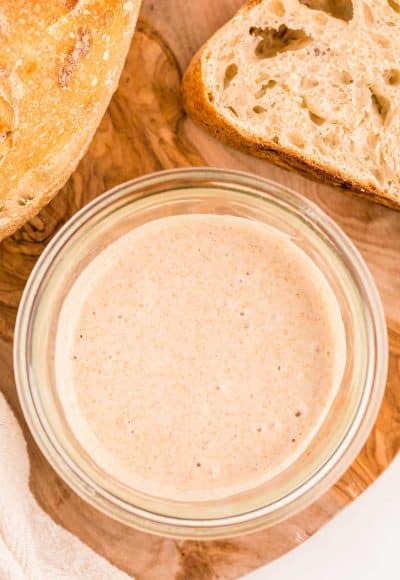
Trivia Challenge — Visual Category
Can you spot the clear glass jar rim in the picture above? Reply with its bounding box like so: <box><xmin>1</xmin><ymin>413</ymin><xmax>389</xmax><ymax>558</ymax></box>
<box><xmin>14</xmin><ymin>167</ymin><xmax>388</xmax><ymax>538</ymax></box>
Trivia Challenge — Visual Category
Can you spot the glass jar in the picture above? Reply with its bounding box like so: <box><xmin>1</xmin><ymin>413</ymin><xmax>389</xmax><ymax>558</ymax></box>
<box><xmin>14</xmin><ymin>168</ymin><xmax>388</xmax><ymax>539</ymax></box>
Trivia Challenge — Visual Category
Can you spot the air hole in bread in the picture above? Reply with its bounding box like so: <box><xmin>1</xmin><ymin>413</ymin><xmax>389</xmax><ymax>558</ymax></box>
<box><xmin>253</xmin><ymin>105</ymin><xmax>267</xmax><ymax>114</ymax></box>
<box><xmin>369</xmin><ymin>88</ymin><xmax>390</xmax><ymax>122</ymax></box>
<box><xmin>385</xmin><ymin>69</ymin><xmax>400</xmax><ymax>86</ymax></box>
<box><xmin>0</xmin><ymin>129</ymin><xmax>13</xmax><ymax>163</ymax></box>
<box><xmin>290</xmin><ymin>132</ymin><xmax>306</xmax><ymax>148</ymax></box>
<box><xmin>388</xmin><ymin>0</ymin><xmax>400</xmax><ymax>14</ymax></box>
<box><xmin>255</xmin><ymin>80</ymin><xmax>276</xmax><ymax>98</ymax></box>
<box><xmin>224</xmin><ymin>52</ymin><xmax>235</xmax><ymax>62</ymax></box>
<box><xmin>341</xmin><ymin>71</ymin><xmax>353</xmax><ymax>84</ymax></box>
<box><xmin>249</xmin><ymin>25</ymin><xmax>312</xmax><ymax>59</ymax></box>
<box><xmin>268</xmin><ymin>0</ymin><xmax>285</xmax><ymax>18</ymax></box>
<box><xmin>308</xmin><ymin>111</ymin><xmax>326</xmax><ymax>125</ymax></box>
<box><xmin>301</xmin><ymin>97</ymin><xmax>326</xmax><ymax>125</ymax></box>
<box><xmin>223</xmin><ymin>63</ymin><xmax>238</xmax><ymax>89</ymax></box>
<box><xmin>372</xmin><ymin>168</ymin><xmax>384</xmax><ymax>184</ymax></box>
<box><xmin>207</xmin><ymin>92</ymin><xmax>215</xmax><ymax>103</ymax></box>
<box><xmin>313</xmin><ymin>12</ymin><xmax>329</xmax><ymax>25</ymax></box>
<box><xmin>256</xmin><ymin>73</ymin><xmax>270</xmax><ymax>83</ymax></box>
<box><xmin>17</xmin><ymin>195</ymin><xmax>34</xmax><ymax>207</ymax></box>
<box><xmin>323</xmin><ymin>133</ymin><xmax>339</xmax><ymax>148</ymax></box>
<box><xmin>268</xmin><ymin>0</ymin><xmax>285</xmax><ymax>17</ymax></box>
<box><xmin>301</xmin><ymin>78</ymin><xmax>319</xmax><ymax>90</ymax></box>
<box><xmin>299</xmin><ymin>0</ymin><xmax>353</xmax><ymax>21</ymax></box>
<box><xmin>362</xmin><ymin>2</ymin><xmax>375</xmax><ymax>24</ymax></box>
<box><xmin>66</xmin><ymin>0</ymin><xmax>80</xmax><ymax>9</ymax></box>
<box><xmin>226</xmin><ymin>105</ymin><xmax>239</xmax><ymax>117</ymax></box>
<box><xmin>372</xmin><ymin>35</ymin><xmax>391</xmax><ymax>49</ymax></box>
<box><xmin>367</xmin><ymin>134</ymin><xmax>379</xmax><ymax>151</ymax></box>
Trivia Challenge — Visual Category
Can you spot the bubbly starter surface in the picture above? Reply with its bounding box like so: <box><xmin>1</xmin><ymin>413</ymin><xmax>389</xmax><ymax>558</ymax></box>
<box><xmin>55</xmin><ymin>215</ymin><xmax>346</xmax><ymax>501</ymax></box>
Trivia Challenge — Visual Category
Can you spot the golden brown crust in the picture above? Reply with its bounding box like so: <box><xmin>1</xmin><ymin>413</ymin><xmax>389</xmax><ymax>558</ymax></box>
<box><xmin>181</xmin><ymin>2</ymin><xmax>400</xmax><ymax>211</ymax></box>
<box><xmin>0</xmin><ymin>1</ymin><xmax>142</xmax><ymax>240</ymax></box>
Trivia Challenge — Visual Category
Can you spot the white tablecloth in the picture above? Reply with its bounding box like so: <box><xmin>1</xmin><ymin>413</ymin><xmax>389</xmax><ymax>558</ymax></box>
<box><xmin>0</xmin><ymin>393</ymin><xmax>130</xmax><ymax>580</ymax></box>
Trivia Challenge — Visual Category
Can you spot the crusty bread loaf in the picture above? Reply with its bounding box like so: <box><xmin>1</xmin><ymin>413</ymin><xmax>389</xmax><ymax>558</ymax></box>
<box><xmin>0</xmin><ymin>0</ymin><xmax>141</xmax><ymax>240</ymax></box>
<box><xmin>182</xmin><ymin>0</ymin><xmax>400</xmax><ymax>209</ymax></box>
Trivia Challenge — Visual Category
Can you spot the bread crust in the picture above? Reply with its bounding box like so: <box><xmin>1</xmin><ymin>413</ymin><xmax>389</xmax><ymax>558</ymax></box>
<box><xmin>0</xmin><ymin>130</ymin><xmax>96</xmax><ymax>239</ymax></box>
<box><xmin>0</xmin><ymin>1</ymin><xmax>142</xmax><ymax>240</ymax></box>
<box><xmin>182</xmin><ymin>1</ymin><xmax>399</xmax><ymax>210</ymax></box>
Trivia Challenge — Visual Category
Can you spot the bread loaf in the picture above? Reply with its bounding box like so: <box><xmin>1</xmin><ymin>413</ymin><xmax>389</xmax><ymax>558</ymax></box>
<box><xmin>0</xmin><ymin>0</ymin><xmax>141</xmax><ymax>240</ymax></box>
<box><xmin>183</xmin><ymin>0</ymin><xmax>400</xmax><ymax>209</ymax></box>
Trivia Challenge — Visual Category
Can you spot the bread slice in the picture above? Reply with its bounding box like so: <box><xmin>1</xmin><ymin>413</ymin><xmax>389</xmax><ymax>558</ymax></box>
<box><xmin>182</xmin><ymin>0</ymin><xmax>400</xmax><ymax>209</ymax></box>
<box><xmin>0</xmin><ymin>0</ymin><xmax>141</xmax><ymax>240</ymax></box>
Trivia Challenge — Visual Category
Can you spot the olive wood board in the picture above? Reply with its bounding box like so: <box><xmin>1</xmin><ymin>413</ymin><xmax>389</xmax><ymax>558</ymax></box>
<box><xmin>0</xmin><ymin>1</ymin><xmax>399</xmax><ymax>578</ymax></box>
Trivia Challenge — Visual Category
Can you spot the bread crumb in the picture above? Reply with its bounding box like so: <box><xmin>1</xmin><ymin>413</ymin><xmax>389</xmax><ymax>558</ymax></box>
<box><xmin>182</xmin><ymin>0</ymin><xmax>400</xmax><ymax>207</ymax></box>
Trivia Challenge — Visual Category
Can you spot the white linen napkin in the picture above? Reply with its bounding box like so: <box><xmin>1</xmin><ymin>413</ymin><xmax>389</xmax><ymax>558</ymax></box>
<box><xmin>0</xmin><ymin>392</ymin><xmax>130</xmax><ymax>580</ymax></box>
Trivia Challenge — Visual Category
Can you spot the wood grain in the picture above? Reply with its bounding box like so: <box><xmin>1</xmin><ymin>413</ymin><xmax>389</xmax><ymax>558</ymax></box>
<box><xmin>0</xmin><ymin>2</ymin><xmax>399</xmax><ymax>578</ymax></box>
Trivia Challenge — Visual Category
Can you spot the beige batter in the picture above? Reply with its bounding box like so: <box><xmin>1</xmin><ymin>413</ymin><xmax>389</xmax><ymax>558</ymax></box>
<box><xmin>55</xmin><ymin>214</ymin><xmax>346</xmax><ymax>501</ymax></box>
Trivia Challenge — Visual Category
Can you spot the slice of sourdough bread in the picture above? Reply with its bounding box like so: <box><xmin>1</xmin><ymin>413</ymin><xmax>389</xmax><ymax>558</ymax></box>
<box><xmin>182</xmin><ymin>0</ymin><xmax>400</xmax><ymax>209</ymax></box>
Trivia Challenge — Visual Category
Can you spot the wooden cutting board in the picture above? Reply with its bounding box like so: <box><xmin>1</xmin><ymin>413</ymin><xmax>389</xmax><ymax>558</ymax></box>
<box><xmin>0</xmin><ymin>1</ymin><xmax>399</xmax><ymax>578</ymax></box>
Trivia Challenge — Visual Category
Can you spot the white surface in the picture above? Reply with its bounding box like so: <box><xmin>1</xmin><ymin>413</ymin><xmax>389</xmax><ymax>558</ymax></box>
<box><xmin>245</xmin><ymin>456</ymin><xmax>400</xmax><ymax>580</ymax></box>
